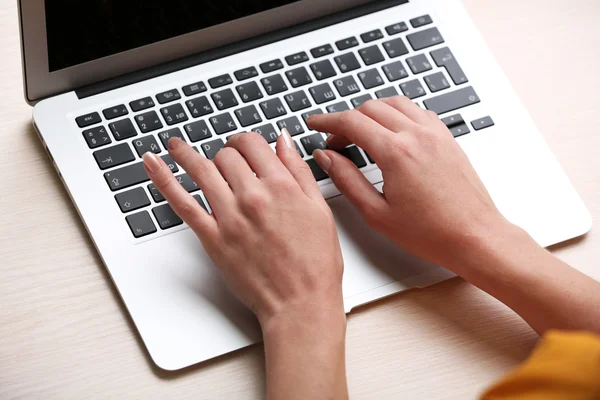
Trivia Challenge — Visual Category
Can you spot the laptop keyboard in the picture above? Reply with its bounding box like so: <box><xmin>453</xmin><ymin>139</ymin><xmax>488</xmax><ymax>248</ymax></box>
<box><xmin>75</xmin><ymin>14</ymin><xmax>495</xmax><ymax>239</ymax></box>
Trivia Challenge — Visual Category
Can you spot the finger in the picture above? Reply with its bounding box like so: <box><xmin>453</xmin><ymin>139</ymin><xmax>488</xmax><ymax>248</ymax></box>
<box><xmin>275</xmin><ymin>128</ymin><xmax>323</xmax><ymax>200</ymax></box>
<box><xmin>325</xmin><ymin>134</ymin><xmax>353</xmax><ymax>150</ymax></box>
<box><xmin>358</xmin><ymin>99</ymin><xmax>419</xmax><ymax>133</ymax></box>
<box><xmin>380</xmin><ymin>96</ymin><xmax>430</xmax><ymax>124</ymax></box>
<box><xmin>213</xmin><ymin>147</ymin><xmax>258</xmax><ymax>193</ymax></box>
<box><xmin>143</xmin><ymin>152</ymin><xmax>217</xmax><ymax>237</ymax></box>
<box><xmin>226</xmin><ymin>132</ymin><xmax>286</xmax><ymax>178</ymax></box>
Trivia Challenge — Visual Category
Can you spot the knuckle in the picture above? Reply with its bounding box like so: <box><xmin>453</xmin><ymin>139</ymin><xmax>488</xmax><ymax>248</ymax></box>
<box><xmin>213</xmin><ymin>147</ymin><xmax>236</xmax><ymax>165</ymax></box>
<box><xmin>237</xmin><ymin>132</ymin><xmax>265</xmax><ymax>147</ymax></box>
<box><xmin>176</xmin><ymin>199</ymin><xmax>198</xmax><ymax>221</ymax></box>
<box><xmin>338</xmin><ymin>109</ymin><xmax>358</xmax><ymax>128</ymax></box>
<box><xmin>358</xmin><ymin>99</ymin><xmax>379</xmax><ymax>113</ymax></box>
<box><xmin>240</xmin><ymin>188</ymin><xmax>269</xmax><ymax>216</ymax></box>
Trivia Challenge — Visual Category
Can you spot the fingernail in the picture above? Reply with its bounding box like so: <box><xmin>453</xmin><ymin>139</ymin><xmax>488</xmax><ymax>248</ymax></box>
<box><xmin>168</xmin><ymin>136</ymin><xmax>185</xmax><ymax>150</ymax></box>
<box><xmin>142</xmin><ymin>152</ymin><xmax>163</xmax><ymax>174</ymax></box>
<box><xmin>281</xmin><ymin>128</ymin><xmax>294</xmax><ymax>150</ymax></box>
<box><xmin>313</xmin><ymin>149</ymin><xmax>332</xmax><ymax>173</ymax></box>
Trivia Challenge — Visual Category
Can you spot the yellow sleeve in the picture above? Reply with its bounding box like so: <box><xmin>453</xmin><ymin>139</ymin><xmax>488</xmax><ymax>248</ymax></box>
<box><xmin>482</xmin><ymin>330</ymin><xmax>600</xmax><ymax>400</ymax></box>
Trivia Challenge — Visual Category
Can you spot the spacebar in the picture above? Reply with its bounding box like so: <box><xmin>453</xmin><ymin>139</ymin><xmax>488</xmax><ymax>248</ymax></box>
<box><xmin>424</xmin><ymin>86</ymin><xmax>480</xmax><ymax>115</ymax></box>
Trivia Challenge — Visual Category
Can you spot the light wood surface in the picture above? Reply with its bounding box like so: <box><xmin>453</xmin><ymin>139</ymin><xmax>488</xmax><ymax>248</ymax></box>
<box><xmin>1</xmin><ymin>1</ymin><xmax>599</xmax><ymax>398</ymax></box>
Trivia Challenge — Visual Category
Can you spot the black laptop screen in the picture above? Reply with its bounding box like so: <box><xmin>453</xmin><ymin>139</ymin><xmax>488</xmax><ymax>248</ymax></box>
<box><xmin>45</xmin><ymin>0</ymin><xmax>301</xmax><ymax>72</ymax></box>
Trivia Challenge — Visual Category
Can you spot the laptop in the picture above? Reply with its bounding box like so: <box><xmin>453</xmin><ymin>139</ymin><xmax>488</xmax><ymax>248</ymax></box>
<box><xmin>19</xmin><ymin>0</ymin><xmax>591</xmax><ymax>370</ymax></box>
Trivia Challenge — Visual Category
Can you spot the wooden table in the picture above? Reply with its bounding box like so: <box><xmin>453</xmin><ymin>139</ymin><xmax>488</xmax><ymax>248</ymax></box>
<box><xmin>1</xmin><ymin>1</ymin><xmax>599</xmax><ymax>398</ymax></box>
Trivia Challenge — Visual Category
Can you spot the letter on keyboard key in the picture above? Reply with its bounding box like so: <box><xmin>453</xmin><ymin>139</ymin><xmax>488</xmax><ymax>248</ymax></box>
<box><xmin>301</xmin><ymin>133</ymin><xmax>327</xmax><ymax>155</ymax></box>
<box><xmin>153</xmin><ymin>204</ymin><xmax>183</xmax><ymax>230</ymax></box>
<box><xmin>184</xmin><ymin>120</ymin><xmax>212</xmax><ymax>142</ymax></box>
<box><xmin>210</xmin><ymin>113</ymin><xmax>237</xmax><ymax>135</ymax></box>
<box><xmin>93</xmin><ymin>143</ymin><xmax>135</xmax><ymax>170</ymax></box>
<box><xmin>253</xmin><ymin>124</ymin><xmax>279</xmax><ymax>144</ymax></box>
<box><xmin>201</xmin><ymin>139</ymin><xmax>225</xmax><ymax>160</ymax></box>
<box><xmin>277</xmin><ymin>116</ymin><xmax>304</xmax><ymax>136</ymax></box>
<box><xmin>158</xmin><ymin>127</ymin><xmax>186</xmax><ymax>150</ymax></box>
<box><xmin>132</xmin><ymin>135</ymin><xmax>161</xmax><ymax>157</ymax></box>
<box><xmin>351</xmin><ymin>94</ymin><xmax>373</xmax><ymax>108</ymax></box>
<box><xmin>333</xmin><ymin>76</ymin><xmax>361</xmax><ymax>97</ymax></box>
<box><xmin>309</xmin><ymin>83</ymin><xmax>337</xmax><ymax>104</ymax></box>
<box><xmin>326</xmin><ymin>101</ymin><xmax>350</xmax><ymax>113</ymax></box>
<box><xmin>424</xmin><ymin>86</ymin><xmax>480</xmax><ymax>115</ymax></box>
<box><xmin>260</xmin><ymin>98</ymin><xmax>287</xmax><ymax>119</ymax></box>
<box><xmin>235</xmin><ymin>105</ymin><xmax>262</xmax><ymax>127</ymax></box>
<box><xmin>126</xmin><ymin>211</ymin><xmax>157</xmax><ymax>238</ymax></box>
<box><xmin>284</xmin><ymin>91</ymin><xmax>312</xmax><ymax>112</ymax></box>
<box><xmin>375</xmin><ymin>87</ymin><xmax>399</xmax><ymax>99</ymax></box>
<box><xmin>407</xmin><ymin>27</ymin><xmax>444</xmax><ymax>51</ymax></box>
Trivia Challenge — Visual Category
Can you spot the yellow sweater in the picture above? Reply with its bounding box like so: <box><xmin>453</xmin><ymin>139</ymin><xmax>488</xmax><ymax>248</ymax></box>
<box><xmin>482</xmin><ymin>331</ymin><xmax>600</xmax><ymax>400</ymax></box>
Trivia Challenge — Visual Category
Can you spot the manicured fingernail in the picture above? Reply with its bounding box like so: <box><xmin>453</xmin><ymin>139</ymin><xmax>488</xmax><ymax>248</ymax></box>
<box><xmin>142</xmin><ymin>152</ymin><xmax>163</xmax><ymax>174</ymax></box>
<box><xmin>281</xmin><ymin>128</ymin><xmax>294</xmax><ymax>150</ymax></box>
<box><xmin>168</xmin><ymin>136</ymin><xmax>185</xmax><ymax>150</ymax></box>
<box><xmin>313</xmin><ymin>149</ymin><xmax>332</xmax><ymax>172</ymax></box>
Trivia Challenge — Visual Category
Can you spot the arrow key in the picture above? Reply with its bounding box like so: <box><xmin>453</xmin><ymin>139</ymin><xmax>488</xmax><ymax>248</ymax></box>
<box><xmin>93</xmin><ymin>143</ymin><xmax>135</xmax><ymax>170</ymax></box>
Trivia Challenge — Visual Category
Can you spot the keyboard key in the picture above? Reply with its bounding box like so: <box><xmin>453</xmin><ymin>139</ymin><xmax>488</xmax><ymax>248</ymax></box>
<box><xmin>185</xmin><ymin>96</ymin><xmax>213</xmax><ymax>118</ymax></box>
<box><xmin>400</xmin><ymin>79</ymin><xmax>426</xmax><ymax>99</ymax></box>
<box><xmin>301</xmin><ymin>109</ymin><xmax>324</xmax><ymax>128</ymax></box>
<box><xmin>424</xmin><ymin>71</ymin><xmax>450</xmax><ymax>93</ymax></box>
<box><xmin>260</xmin><ymin>98</ymin><xmax>288</xmax><ymax>119</ymax></box>
<box><xmin>132</xmin><ymin>135</ymin><xmax>161</xmax><ymax>157</ymax></box>
<box><xmin>261</xmin><ymin>74</ymin><xmax>288</xmax><ymax>96</ymax></box>
<box><xmin>375</xmin><ymin>87</ymin><xmax>399</xmax><ymax>99</ymax></box>
<box><xmin>208</xmin><ymin>74</ymin><xmax>233</xmax><ymax>89</ymax></box>
<box><xmin>236</xmin><ymin>81</ymin><xmax>264</xmax><ymax>103</ymax></box>
<box><xmin>309</xmin><ymin>83</ymin><xmax>337</xmax><ymax>104</ymax></box>
<box><xmin>441</xmin><ymin>114</ymin><xmax>465</xmax><ymax>128</ymax></box>
<box><xmin>235</xmin><ymin>105</ymin><xmax>263</xmax><ymax>127</ymax></box>
<box><xmin>285</xmin><ymin>51</ymin><xmax>309</xmax><ymax>66</ymax></box>
<box><xmin>109</xmin><ymin>118</ymin><xmax>137</xmax><ymax>141</ymax></box>
<box><xmin>294</xmin><ymin>141</ymin><xmax>304</xmax><ymax>157</ymax></box>
<box><xmin>212</xmin><ymin>88</ymin><xmax>239</xmax><ymax>110</ymax></box>
<box><xmin>358</xmin><ymin>69</ymin><xmax>385</xmax><ymax>89</ymax></box>
<box><xmin>338</xmin><ymin>146</ymin><xmax>367</xmax><ymax>168</ymax></box>
<box><xmin>310</xmin><ymin>44</ymin><xmax>334</xmax><ymax>58</ymax></box>
<box><xmin>334</xmin><ymin>53</ymin><xmax>361</xmax><ymax>73</ymax></box>
<box><xmin>156</xmin><ymin>89</ymin><xmax>181</xmax><ymax>104</ymax></box>
<box><xmin>407</xmin><ymin>27</ymin><xmax>444</xmax><ymax>51</ymax></box>
<box><xmin>75</xmin><ymin>112</ymin><xmax>101</xmax><ymax>128</ymax></box>
<box><xmin>333</xmin><ymin>76</ymin><xmax>361</xmax><ymax>97</ymax></box>
<box><xmin>158</xmin><ymin>127</ymin><xmax>186</xmax><ymax>149</ymax></box>
<box><xmin>193</xmin><ymin>194</ymin><xmax>209</xmax><ymax>212</ymax></box>
<box><xmin>385</xmin><ymin>22</ymin><xmax>408</xmax><ymax>35</ymax></box>
<box><xmin>430</xmin><ymin>47</ymin><xmax>468</xmax><ymax>85</ymax></box>
<box><xmin>126</xmin><ymin>211</ymin><xmax>157</xmax><ymax>238</ymax></box>
<box><xmin>306</xmin><ymin>159</ymin><xmax>328</xmax><ymax>181</ymax></box>
<box><xmin>135</xmin><ymin>111</ymin><xmax>163</xmax><ymax>133</ymax></box>
<box><xmin>104</xmin><ymin>155</ymin><xmax>178</xmax><ymax>191</ymax></box>
<box><xmin>253</xmin><ymin>124</ymin><xmax>279</xmax><ymax>144</ymax></box>
<box><xmin>182</xmin><ymin>81</ymin><xmax>207</xmax><ymax>97</ymax></box>
<box><xmin>471</xmin><ymin>116</ymin><xmax>495</xmax><ymax>131</ymax></box>
<box><xmin>351</xmin><ymin>94</ymin><xmax>373</xmax><ymax>108</ymax></box>
<box><xmin>153</xmin><ymin>203</ymin><xmax>183</xmax><ymax>230</ymax></box>
<box><xmin>335</xmin><ymin>37</ymin><xmax>359</xmax><ymax>51</ymax></box>
<box><xmin>424</xmin><ymin>86</ymin><xmax>480</xmax><ymax>115</ymax></box>
<box><xmin>209</xmin><ymin>113</ymin><xmax>237</xmax><ymax>135</ymax></box>
<box><xmin>148</xmin><ymin>174</ymin><xmax>199</xmax><ymax>202</ymax></box>
<box><xmin>93</xmin><ymin>143</ymin><xmax>135</xmax><ymax>170</ymax></box>
<box><xmin>286</xmin><ymin>67</ymin><xmax>313</xmax><ymax>88</ymax></box>
<box><xmin>410</xmin><ymin>14</ymin><xmax>433</xmax><ymax>28</ymax></box>
<box><xmin>382</xmin><ymin>38</ymin><xmax>409</xmax><ymax>58</ymax></box>
<box><xmin>184</xmin><ymin>120</ymin><xmax>212</xmax><ymax>142</ymax></box>
<box><xmin>326</xmin><ymin>101</ymin><xmax>350</xmax><ymax>113</ymax></box>
<box><xmin>382</xmin><ymin>60</ymin><xmax>409</xmax><ymax>81</ymax></box>
<box><xmin>449</xmin><ymin>123</ymin><xmax>470</xmax><ymax>138</ymax></box>
<box><xmin>115</xmin><ymin>187</ymin><xmax>151</xmax><ymax>213</ymax></box>
<box><xmin>260</xmin><ymin>59</ymin><xmax>284</xmax><ymax>73</ymax></box>
<box><xmin>234</xmin><ymin>66</ymin><xmax>259</xmax><ymax>81</ymax></box>
<box><xmin>147</xmin><ymin>183</ymin><xmax>166</xmax><ymax>203</ymax></box>
<box><xmin>130</xmin><ymin>97</ymin><xmax>155</xmax><ymax>112</ymax></box>
<box><xmin>300</xmin><ymin>133</ymin><xmax>327</xmax><ymax>154</ymax></box>
<box><xmin>361</xmin><ymin>29</ymin><xmax>383</xmax><ymax>43</ymax></box>
<box><xmin>102</xmin><ymin>104</ymin><xmax>128</xmax><ymax>120</ymax></box>
<box><xmin>277</xmin><ymin>116</ymin><xmax>304</xmax><ymax>136</ymax></box>
<box><xmin>160</xmin><ymin>103</ymin><xmax>188</xmax><ymax>126</ymax></box>
<box><xmin>201</xmin><ymin>139</ymin><xmax>225</xmax><ymax>160</ymax></box>
<box><xmin>284</xmin><ymin>91</ymin><xmax>312</xmax><ymax>112</ymax></box>
<box><xmin>406</xmin><ymin>54</ymin><xmax>433</xmax><ymax>74</ymax></box>
<box><xmin>359</xmin><ymin>45</ymin><xmax>385</xmax><ymax>65</ymax></box>
<box><xmin>83</xmin><ymin>126</ymin><xmax>111</xmax><ymax>149</ymax></box>
<box><xmin>310</xmin><ymin>60</ymin><xmax>337</xmax><ymax>81</ymax></box>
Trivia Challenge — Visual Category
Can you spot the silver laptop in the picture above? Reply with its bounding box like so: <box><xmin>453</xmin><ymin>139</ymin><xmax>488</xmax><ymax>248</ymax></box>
<box><xmin>20</xmin><ymin>0</ymin><xmax>591</xmax><ymax>370</ymax></box>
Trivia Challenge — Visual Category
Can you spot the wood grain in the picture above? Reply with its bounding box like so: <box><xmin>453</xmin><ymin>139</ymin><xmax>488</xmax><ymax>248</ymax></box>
<box><xmin>1</xmin><ymin>0</ymin><xmax>598</xmax><ymax>398</ymax></box>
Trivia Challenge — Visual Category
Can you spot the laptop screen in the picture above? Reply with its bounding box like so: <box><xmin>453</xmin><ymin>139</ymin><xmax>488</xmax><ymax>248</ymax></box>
<box><xmin>45</xmin><ymin>0</ymin><xmax>301</xmax><ymax>72</ymax></box>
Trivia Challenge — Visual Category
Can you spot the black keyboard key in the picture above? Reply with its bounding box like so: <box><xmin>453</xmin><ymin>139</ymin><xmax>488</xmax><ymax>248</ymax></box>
<box><xmin>407</xmin><ymin>27</ymin><xmax>444</xmax><ymax>51</ymax></box>
<box><xmin>309</xmin><ymin>83</ymin><xmax>337</xmax><ymax>104</ymax></box>
<box><xmin>158</xmin><ymin>127</ymin><xmax>186</xmax><ymax>150</ymax></box>
<box><xmin>358</xmin><ymin>69</ymin><xmax>385</xmax><ymax>89</ymax></box>
<box><xmin>326</xmin><ymin>101</ymin><xmax>350</xmax><ymax>113</ymax></box>
<box><xmin>235</xmin><ymin>105</ymin><xmax>263</xmax><ymax>127</ymax></box>
<box><xmin>285</xmin><ymin>51</ymin><xmax>309</xmax><ymax>66</ymax></box>
<box><xmin>424</xmin><ymin>86</ymin><xmax>480</xmax><ymax>115</ymax></box>
<box><xmin>148</xmin><ymin>174</ymin><xmax>199</xmax><ymax>202</ymax></box>
<box><xmin>93</xmin><ymin>143</ymin><xmax>135</xmax><ymax>170</ymax></box>
<box><xmin>153</xmin><ymin>203</ymin><xmax>183</xmax><ymax>230</ymax></box>
<box><xmin>260</xmin><ymin>98</ymin><xmax>288</xmax><ymax>119</ymax></box>
<box><xmin>209</xmin><ymin>113</ymin><xmax>237</xmax><ymax>135</ymax></box>
<box><xmin>306</xmin><ymin>159</ymin><xmax>328</xmax><ymax>181</ymax></box>
<box><xmin>449</xmin><ymin>123</ymin><xmax>470</xmax><ymax>138</ymax></box>
<box><xmin>253</xmin><ymin>124</ymin><xmax>279</xmax><ymax>144</ymax></box>
<box><xmin>212</xmin><ymin>88</ymin><xmax>239</xmax><ymax>110</ymax></box>
<box><xmin>382</xmin><ymin>60</ymin><xmax>409</xmax><ymax>82</ymax></box>
<box><xmin>260</xmin><ymin>59</ymin><xmax>284</xmax><ymax>73</ymax></box>
<box><xmin>351</xmin><ymin>94</ymin><xmax>373</xmax><ymax>108</ymax></box>
<box><xmin>400</xmin><ymin>79</ymin><xmax>426</xmax><ymax>99</ymax></box>
<box><xmin>104</xmin><ymin>155</ymin><xmax>178</xmax><ymax>191</ymax></box>
<box><xmin>201</xmin><ymin>139</ymin><xmax>225</xmax><ymax>160</ymax></box>
<box><xmin>410</xmin><ymin>14</ymin><xmax>433</xmax><ymax>28</ymax></box>
<box><xmin>430</xmin><ymin>47</ymin><xmax>468</xmax><ymax>85</ymax></box>
<box><xmin>109</xmin><ymin>118</ymin><xmax>137</xmax><ymax>141</ymax></box>
<box><xmin>130</xmin><ymin>97</ymin><xmax>155</xmax><ymax>112</ymax></box>
<box><xmin>193</xmin><ymin>194</ymin><xmax>209</xmax><ymax>212</ymax></box>
<box><xmin>472</xmin><ymin>116</ymin><xmax>495</xmax><ymax>131</ymax></box>
<box><xmin>236</xmin><ymin>81</ymin><xmax>264</xmax><ymax>103</ymax></box>
<box><xmin>382</xmin><ymin>38</ymin><xmax>409</xmax><ymax>58</ymax></box>
<box><xmin>147</xmin><ymin>183</ymin><xmax>166</xmax><ymax>203</ymax></box>
<box><xmin>126</xmin><ymin>211</ymin><xmax>157</xmax><ymax>238</ymax></box>
<box><xmin>407</xmin><ymin>54</ymin><xmax>433</xmax><ymax>74</ymax></box>
<box><xmin>334</xmin><ymin>53</ymin><xmax>361</xmax><ymax>73</ymax></box>
<box><xmin>208</xmin><ymin>74</ymin><xmax>233</xmax><ymax>89</ymax></box>
<box><xmin>83</xmin><ymin>126</ymin><xmax>111</xmax><ymax>149</ymax></box>
<box><xmin>375</xmin><ymin>87</ymin><xmax>399</xmax><ymax>99</ymax></box>
<box><xmin>135</xmin><ymin>111</ymin><xmax>163</xmax><ymax>133</ymax></box>
<box><xmin>294</xmin><ymin>141</ymin><xmax>304</xmax><ymax>157</ymax></box>
<box><xmin>160</xmin><ymin>103</ymin><xmax>188</xmax><ymax>126</ymax></box>
<box><xmin>115</xmin><ymin>187</ymin><xmax>151</xmax><ymax>213</ymax></box>
<box><xmin>441</xmin><ymin>114</ymin><xmax>465</xmax><ymax>128</ymax></box>
<box><xmin>333</xmin><ymin>76</ymin><xmax>361</xmax><ymax>97</ymax></box>
<box><xmin>102</xmin><ymin>105</ymin><xmax>128</xmax><ymax>120</ymax></box>
<box><xmin>132</xmin><ymin>135</ymin><xmax>161</xmax><ymax>157</ymax></box>
<box><xmin>301</xmin><ymin>109</ymin><xmax>323</xmax><ymax>127</ymax></box>
<box><xmin>335</xmin><ymin>37</ymin><xmax>359</xmax><ymax>51</ymax></box>
<box><xmin>310</xmin><ymin>60</ymin><xmax>337</xmax><ymax>81</ymax></box>
<box><xmin>277</xmin><ymin>116</ymin><xmax>304</xmax><ymax>136</ymax></box>
<box><xmin>185</xmin><ymin>96</ymin><xmax>213</xmax><ymax>118</ymax></box>
<box><xmin>361</xmin><ymin>29</ymin><xmax>383</xmax><ymax>43</ymax></box>
<box><xmin>284</xmin><ymin>90</ymin><xmax>312</xmax><ymax>112</ymax></box>
<box><xmin>156</xmin><ymin>89</ymin><xmax>181</xmax><ymax>104</ymax></box>
<box><xmin>359</xmin><ymin>45</ymin><xmax>385</xmax><ymax>66</ymax></box>
<box><xmin>310</xmin><ymin>44</ymin><xmax>334</xmax><ymax>58</ymax></box>
<box><xmin>184</xmin><ymin>120</ymin><xmax>212</xmax><ymax>142</ymax></box>
<box><xmin>424</xmin><ymin>71</ymin><xmax>450</xmax><ymax>93</ymax></box>
<box><xmin>234</xmin><ymin>66</ymin><xmax>259</xmax><ymax>81</ymax></box>
<box><xmin>261</xmin><ymin>74</ymin><xmax>288</xmax><ymax>96</ymax></box>
<box><xmin>300</xmin><ymin>133</ymin><xmax>327</xmax><ymax>155</ymax></box>
<box><xmin>75</xmin><ymin>112</ymin><xmax>101</xmax><ymax>128</ymax></box>
<box><xmin>385</xmin><ymin>22</ymin><xmax>408</xmax><ymax>35</ymax></box>
<box><xmin>286</xmin><ymin>67</ymin><xmax>312</xmax><ymax>88</ymax></box>
<box><xmin>338</xmin><ymin>146</ymin><xmax>367</xmax><ymax>169</ymax></box>
<box><xmin>182</xmin><ymin>81</ymin><xmax>207</xmax><ymax>97</ymax></box>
